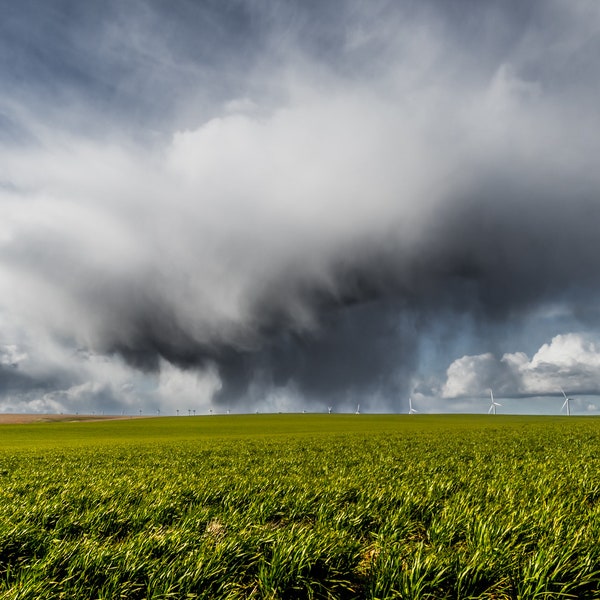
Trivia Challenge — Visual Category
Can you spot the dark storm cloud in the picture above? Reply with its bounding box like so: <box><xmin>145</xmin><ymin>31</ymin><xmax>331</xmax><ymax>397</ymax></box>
<box><xmin>209</xmin><ymin>300</ymin><xmax>414</xmax><ymax>407</ymax></box>
<box><xmin>1</xmin><ymin>0</ymin><xmax>600</xmax><ymax>411</ymax></box>
<box><xmin>0</xmin><ymin>364</ymin><xmax>45</xmax><ymax>394</ymax></box>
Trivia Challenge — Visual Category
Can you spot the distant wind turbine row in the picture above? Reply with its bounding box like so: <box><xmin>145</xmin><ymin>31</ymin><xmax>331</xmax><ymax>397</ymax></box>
<box><xmin>162</xmin><ymin>390</ymin><xmax>578</xmax><ymax>417</ymax></box>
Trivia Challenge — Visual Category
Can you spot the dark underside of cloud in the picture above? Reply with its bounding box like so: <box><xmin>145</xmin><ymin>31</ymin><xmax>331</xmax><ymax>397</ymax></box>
<box><xmin>106</xmin><ymin>183</ymin><xmax>600</xmax><ymax>406</ymax></box>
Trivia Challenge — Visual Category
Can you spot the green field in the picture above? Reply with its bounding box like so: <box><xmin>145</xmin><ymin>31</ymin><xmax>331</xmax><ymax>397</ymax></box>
<box><xmin>0</xmin><ymin>414</ymin><xmax>599</xmax><ymax>599</ymax></box>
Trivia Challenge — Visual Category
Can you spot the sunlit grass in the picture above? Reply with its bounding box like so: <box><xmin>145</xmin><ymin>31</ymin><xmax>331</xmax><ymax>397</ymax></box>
<box><xmin>0</xmin><ymin>415</ymin><xmax>598</xmax><ymax>598</ymax></box>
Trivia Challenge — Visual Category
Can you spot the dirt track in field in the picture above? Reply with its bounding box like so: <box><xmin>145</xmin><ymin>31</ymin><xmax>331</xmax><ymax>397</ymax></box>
<box><xmin>0</xmin><ymin>414</ymin><xmax>149</xmax><ymax>425</ymax></box>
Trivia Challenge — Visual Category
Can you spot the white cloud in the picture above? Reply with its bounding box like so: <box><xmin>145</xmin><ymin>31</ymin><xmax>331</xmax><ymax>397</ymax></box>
<box><xmin>442</xmin><ymin>353</ymin><xmax>497</xmax><ymax>397</ymax></box>
<box><xmin>0</xmin><ymin>331</ymin><xmax>228</xmax><ymax>414</ymax></box>
<box><xmin>443</xmin><ymin>333</ymin><xmax>600</xmax><ymax>398</ymax></box>
<box><xmin>156</xmin><ymin>360</ymin><xmax>222</xmax><ymax>413</ymax></box>
<box><xmin>0</xmin><ymin>344</ymin><xmax>27</xmax><ymax>367</ymax></box>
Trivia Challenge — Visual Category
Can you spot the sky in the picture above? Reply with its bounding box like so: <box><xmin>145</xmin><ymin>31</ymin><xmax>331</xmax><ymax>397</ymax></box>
<box><xmin>2</xmin><ymin>0</ymin><xmax>600</xmax><ymax>415</ymax></box>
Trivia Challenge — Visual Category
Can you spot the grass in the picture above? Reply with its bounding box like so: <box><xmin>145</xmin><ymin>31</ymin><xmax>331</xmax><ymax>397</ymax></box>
<box><xmin>0</xmin><ymin>415</ymin><xmax>598</xmax><ymax>598</ymax></box>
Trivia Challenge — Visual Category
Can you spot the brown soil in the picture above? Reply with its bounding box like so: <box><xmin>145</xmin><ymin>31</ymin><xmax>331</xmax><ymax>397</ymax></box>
<box><xmin>0</xmin><ymin>414</ymin><xmax>148</xmax><ymax>425</ymax></box>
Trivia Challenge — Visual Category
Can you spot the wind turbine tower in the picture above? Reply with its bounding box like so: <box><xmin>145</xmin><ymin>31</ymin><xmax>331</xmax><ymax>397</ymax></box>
<box><xmin>409</xmin><ymin>397</ymin><xmax>418</xmax><ymax>415</ymax></box>
<box><xmin>355</xmin><ymin>404</ymin><xmax>360</xmax><ymax>415</ymax></box>
<box><xmin>561</xmin><ymin>388</ymin><xmax>572</xmax><ymax>416</ymax></box>
<box><xmin>488</xmin><ymin>389</ymin><xmax>502</xmax><ymax>415</ymax></box>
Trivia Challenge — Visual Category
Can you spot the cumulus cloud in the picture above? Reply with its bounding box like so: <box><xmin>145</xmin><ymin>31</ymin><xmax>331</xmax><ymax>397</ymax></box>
<box><xmin>443</xmin><ymin>333</ymin><xmax>600</xmax><ymax>399</ymax></box>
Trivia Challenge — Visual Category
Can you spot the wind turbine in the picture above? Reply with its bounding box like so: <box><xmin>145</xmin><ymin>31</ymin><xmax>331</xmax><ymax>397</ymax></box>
<box><xmin>327</xmin><ymin>406</ymin><xmax>332</xmax><ymax>414</ymax></box>
<box><xmin>560</xmin><ymin>388</ymin><xmax>572</xmax><ymax>416</ymax></box>
<box><xmin>408</xmin><ymin>397</ymin><xmax>418</xmax><ymax>415</ymax></box>
<box><xmin>488</xmin><ymin>389</ymin><xmax>502</xmax><ymax>415</ymax></box>
<box><xmin>355</xmin><ymin>404</ymin><xmax>360</xmax><ymax>415</ymax></box>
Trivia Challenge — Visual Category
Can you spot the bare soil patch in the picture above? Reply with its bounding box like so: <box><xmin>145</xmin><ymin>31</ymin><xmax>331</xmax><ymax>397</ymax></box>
<box><xmin>0</xmin><ymin>414</ymin><xmax>146</xmax><ymax>425</ymax></box>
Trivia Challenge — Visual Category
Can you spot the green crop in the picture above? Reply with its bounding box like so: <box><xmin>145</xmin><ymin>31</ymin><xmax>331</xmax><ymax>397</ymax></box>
<box><xmin>0</xmin><ymin>414</ymin><xmax>598</xmax><ymax>598</ymax></box>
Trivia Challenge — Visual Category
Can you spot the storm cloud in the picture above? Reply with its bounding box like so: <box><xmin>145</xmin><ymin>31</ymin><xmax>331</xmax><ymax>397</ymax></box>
<box><xmin>2</xmin><ymin>0</ymin><xmax>600</xmax><ymax>413</ymax></box>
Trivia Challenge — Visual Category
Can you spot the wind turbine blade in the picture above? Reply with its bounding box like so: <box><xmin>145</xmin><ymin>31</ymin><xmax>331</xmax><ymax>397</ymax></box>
<box><xmin>488</xmin><ymin>405</ymin><xmax>493</xmax><ymax>414</ymax></box>
<box><xmin>562</xmin><ymin>399</ymin><xmax>568</xmax><ymax>410</ymax></box>
<box><xmin>495</xmin><ymin>402</ymin><xmax>502</xmax><ymax>407</ymax></box>
<box><xmin>561</xmin><ymin>387</ymin><xmax>568</xmax><ymax>400</ymax></box>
